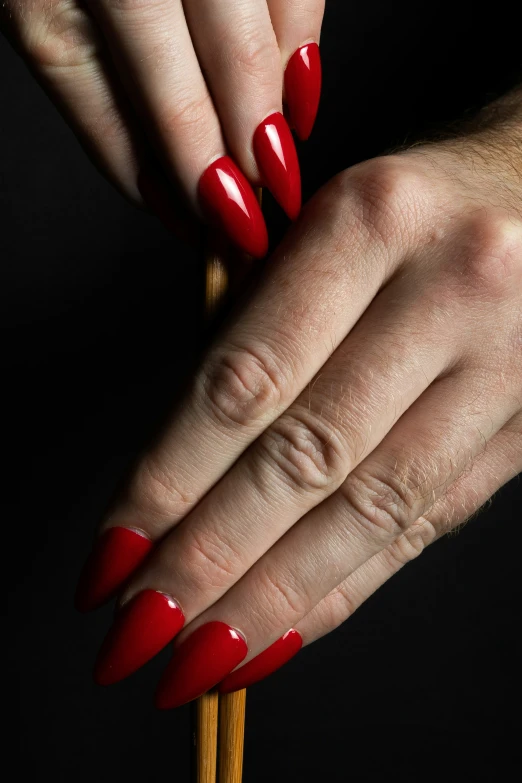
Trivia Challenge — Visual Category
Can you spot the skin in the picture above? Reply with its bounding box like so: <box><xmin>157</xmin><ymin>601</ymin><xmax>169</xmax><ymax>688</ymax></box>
<box><xmin>2</xmin><ymin>3</ymin><xmax>521</xmax><ymax>671</ymax></box>
<box><xmin>1</xmin><ymin>0</ymin><xmax>325</xmax><ymax>206</ymax></box>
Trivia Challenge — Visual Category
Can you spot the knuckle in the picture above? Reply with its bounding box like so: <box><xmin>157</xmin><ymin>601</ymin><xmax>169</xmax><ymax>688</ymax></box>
<box><xmin>20</xmin><ymin>2</ymin><xmax>101</xmax><ymax>69</ymax></box>
<box><xmin>156</xmin><ymin>92</ymin><xmax>215</xmax><ymax>146</ymax></box>
<box><xmin>257</xmin><ymin>411</ymin><xmax>348</xmax><ymax>495</ymax></box>
<box><xmin>181</xmin><ymin>526</ymin><xmax>238</xmax><ymax>590</ymax></box>
<box><xmin>343</xmin><ymin>156</ymin><xmax>428</xmax><ymax>250</ymax></box>
<box><xmin>221</xmin><ymin>28</ymin><xmax>279</xmax><ymax>80</ymax></box>
<box><xmin>341</xmin><ymin>466</ymin><xmax>423</xmax><ymax>540</ymax></box>
<box><xmin>383</xmin><ymin>517</ymin><xmax>438</xmax><ymax>568</ymax></box>
<box><xmin>459</xmin><ymin>211</ymin><xmax>522</xmax><ymax>297</ymax></box>
<box><xmin>253</xmin><ymin>566</ymin><xmax>308</xmax><ymax>624</ymax></box>
<box><xmin>128</xmin><ymin>454</ymin><xmax>196</xmax><ymax>527</ymax></box>
<box><xmin>199</xmin><ymin>343</ymin><xmax>287</xmax><ymax>429</ymax></box>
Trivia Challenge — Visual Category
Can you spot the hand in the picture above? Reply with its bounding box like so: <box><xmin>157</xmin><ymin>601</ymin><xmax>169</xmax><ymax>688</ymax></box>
<box><xmin>76</xmin><ymin>88</ymin><xmax>522</xmax><ymax>706</ymax></box>
<box><xmin>1</xmin><ymin>0</ymin><xmax>324</xmax><ymax>252</ymax></box>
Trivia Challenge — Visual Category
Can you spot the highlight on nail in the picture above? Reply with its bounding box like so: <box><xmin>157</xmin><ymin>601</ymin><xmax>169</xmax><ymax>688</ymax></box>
<box><xmin>155</xmin><ymin>621</ymin><xmax>248</xmax><ymax>710</ymax></box>
<box><xmin>198</xmin><ymin>156</ymin><xmax>268</xmax><ymax>259</ymax></box>
<box><xmin>218</xmin><ymin>629</ymin><xmax>303</xmax><ymax>693</ymax></box>
<box><xmin>284</xmin><ymin>43</ymin><xmax>322</xmax><ymax>141</ymax></box>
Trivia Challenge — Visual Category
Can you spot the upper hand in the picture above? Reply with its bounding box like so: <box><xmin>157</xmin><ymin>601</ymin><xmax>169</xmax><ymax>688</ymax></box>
<box><xmin>2</xmin><ymin>0</ymin><xmax>324</xmax><ymax>252</ymax></box>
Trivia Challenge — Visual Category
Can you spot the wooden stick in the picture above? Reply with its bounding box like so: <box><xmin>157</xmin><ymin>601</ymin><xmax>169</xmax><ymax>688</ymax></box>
<box><xmin>194</xmin><ymin>691</ymin><xmax>220</xmax><ymax>783</ymax></box>
<box><xmin>218</xmin><ymin>689</ymin><xmax>247</xmax><ymax>783</ymax></box>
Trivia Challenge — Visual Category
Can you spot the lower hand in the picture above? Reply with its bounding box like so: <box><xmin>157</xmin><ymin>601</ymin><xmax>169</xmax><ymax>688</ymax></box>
<box><xmin>76</xmin><ymin>89</ymin><xmax>522</xmax><ymax>705</ymax></box>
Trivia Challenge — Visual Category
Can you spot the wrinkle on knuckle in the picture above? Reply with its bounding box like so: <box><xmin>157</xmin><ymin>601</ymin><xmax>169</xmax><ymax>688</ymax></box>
<box><xmin>341</xmin><ymin>467</ymin><xmax>423</xmax><ymax>541</ymax></box>
<box><xmin>219</xmin><ymin>27</ymin><xmax>279</xmax><ymax>81</ymax></box>
<box><xmin>255</xmin><ymin>566</ymin><xmax>307</xmax><ymax>622</ymax></box>
<box><xmin>257</xmin><ymin>410</ymin><xmax>348</xmax><ymax>496</ymax></box>
<box><xmin>156</xmin><ymin>92</ymin><xmax>215</xmax><ymax>148</ymax></box>
<box><xmin>129</xmin><ymin>455</ymin><xmax>195</xmax><ymax>524</ymax></box>
<box><xmin>18</xmin><ymin>0</ymin><xmax>101</xmax><ymax>68</ymax></box>
<box><xmin>182</xmin><ymin>526</ymin><xmax>238</xmax><ymax>590</ymax></box>
<box><xmin>383</xmin><ymin>516</ymin><xmax>438</xmax><ymax>568</ymax></box>
<box><xmin>200</xmin><ymin>343</ymin><xmax>287</xmax><ymax>430</ymax></box>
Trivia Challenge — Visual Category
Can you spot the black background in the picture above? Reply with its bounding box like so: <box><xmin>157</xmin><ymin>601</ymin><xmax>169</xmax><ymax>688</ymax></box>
<box><xmin>2</xmin><ymin>1</ymin><xmax>521</xmax><ymax>781</ymax></box>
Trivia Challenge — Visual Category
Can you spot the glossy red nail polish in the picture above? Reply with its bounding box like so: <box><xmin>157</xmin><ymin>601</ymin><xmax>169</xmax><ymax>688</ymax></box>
<box><xmin>284</xmin><ymin>44</ymin><xmax>322</xmax><ymax>141</ymax></box>
<box><xmin>155</xmin><ymin>621</ymin><xmax>247</xmax><ymax>709</ymax></box>
<box><xmin>218</xmin><ymin>629</ymin><xmax>302</xmax><ymax>693</ymax></box>
<box><xmin>198</xmin><ymin>156</ymin><xmax>268</xmax><ymax>259</ymax></box>
<box><xmin>94</xmin><ymin>590</ymin><xmax>185</xmax><ymax>686</ymax></box>
<box><xmin>75</xmin><ymin>527</ymin><xmax>153</xmax><ymax>613</ymax></box>
<box><xmin>253</xmin><ymin>113</ymin><xmax>301</xmax><ymax>220</ymax></box>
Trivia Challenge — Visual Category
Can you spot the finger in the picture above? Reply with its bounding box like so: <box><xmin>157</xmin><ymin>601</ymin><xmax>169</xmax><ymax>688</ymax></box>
<box><xmin>4</xmin><ymin>0</ymin><xmax>143</xmax><ymax>202</ymax></box>
<box><xmin>90</xmin><ymin>0</ymin><xmax>266</xmax><ymax>256</ymax></box>
<box><xmin>153</xmin><ymin>363</ymin><xmax>520</xmax><ymax>707</ymax></box>
<box><xmin>219</xmin><ymin>411</ymin><xmax>522</xmax><ymax>692</ymax></box>
<box><xmin>267</xmin><ymin>0</ymin><xmax>325</xmax><ymax>140</ymax></box>
<box><xmin>183</xmin><ymin>0</ymin><xmax>301</xmax><ymax>219</ymax></box>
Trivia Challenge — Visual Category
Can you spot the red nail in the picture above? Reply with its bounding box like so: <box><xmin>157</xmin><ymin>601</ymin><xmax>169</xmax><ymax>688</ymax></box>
<box><xmin>253</xmin><ymin>113</ymin><xmax>301</xmax><ymax>220</ymax></box>
<box><xmin>218</xmin><ymin>629</ymin><xmax>302</xmax><ymax>693</ymax></box>
<box><xmin>155</xmin><ymin>622</ymin><xmax>247</xmax><ymax>709</ymax></box>
<box><xmin>75</xmin><ymin>527</ymin><xmax>153</xmax><ymax>613</ymax></box>
<box><xmin>284</xmin><ymin>44</ymin><xmax>322</xmax><ymax>141</ymax></box>
<box><xmin>198</xmin><ymin>156</ymin><xmax>268</xmax><ymax>259</ymax></box>
<box><xmin>94</xmin><ymin>590</ymin><xmax>185</xmax><ymax>686</ymax></box>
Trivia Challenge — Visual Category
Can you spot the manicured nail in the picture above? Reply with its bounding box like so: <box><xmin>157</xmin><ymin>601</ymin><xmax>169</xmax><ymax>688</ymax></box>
<box><xmin>284</xmin><ymin>43</ymin><xmax>322</xmax><ymax>141</ymax></box>
<box><xmin>198</xmin><ymin>156</ymin><xmax>268</xmax><ymax>259</ymax></box>
<box><xmin>94</xmin><ymin>590</ymin><xmax>185</xmax><ymax>686</ymax></box>
<box><xmin>138</xmin><ymin>167</ymin><xmax>200</xmax><ymax>246</ymax></box>
<box><xmin>75</xmin><ymin>527</ymin><xmax>153</xmax><ymax>613</ymax></box>
<box><xmin>218</xmin><ymin>629</ymin><xmax>302</xmax><ymax>693</ymax></box>
<box><xmin>253</xmin><ymin>113</ymin><xmax>301</xmax><ymax>220</ymax></box>
<box><xmin>155</xmin><ymin>621</ymin><xmax>247</xmax><ymax>709</ymax></box>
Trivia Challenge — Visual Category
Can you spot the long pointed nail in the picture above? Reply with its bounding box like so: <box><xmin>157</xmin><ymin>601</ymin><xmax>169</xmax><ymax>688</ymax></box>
<box><xmin>155</xmin><ymin>622</ymin><xmax>247</xmax><ymax>709</ymax></box>
<box><xmin>253</xmin><ymin>113</ymin><xmax>301</xmax><ymax>220</ymax></box>
<box><xmin>218</xmin><ymin>630</ymin><xmax>302</xmax><ymax>693</ymax></box>
<box><xmin>284</xmin><ymin>44</ymin><xmax>322</xmax><ymax>141</ymax></box>
<box><xmin>94</xmin><ymin>590</ymin><xmax>185</xmax><ymax>686</ymax></box>
<box><xmin>75</xmin><ymin>527</ymin><xmax>153</xmax><ymax>613</ymax></box>
<box><xmin>198</xmin><ymin>156</ymin><xmax>268</xmax><ymax>259</ymax></box>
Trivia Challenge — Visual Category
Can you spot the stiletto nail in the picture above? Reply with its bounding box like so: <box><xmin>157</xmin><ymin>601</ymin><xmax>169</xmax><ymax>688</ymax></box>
<box><xmin>75</xmin><ymin>527</ymin><xmax>153</xmax><ymax>613</ymax></box>
<box><xmin>198</xmin><ymin>156</ymin><xmax>268</xmax><ymax>259</ymax></box>
<box><xmin>284</xmin><ymin>43</ymin><xmax>322</xmax><ymax>141</ymax></box>
<box><xmin>253</xmin><ymin>113</ymin><xmax>301</xmax><ymax>220</ymax></box>
<box><xmin>155</xmin><ymin>621</ymin><xmax>247</xmax><ymax>709</ymax></box>
<box><xmin>218</xmin><ymin>629</ymin><xmax>302</xmax><ymax>693</ymax></box>
<box><xmin>94</xmin><ymin>590</ymin><xmax>185</xmax><ymax>686</ymax></box>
